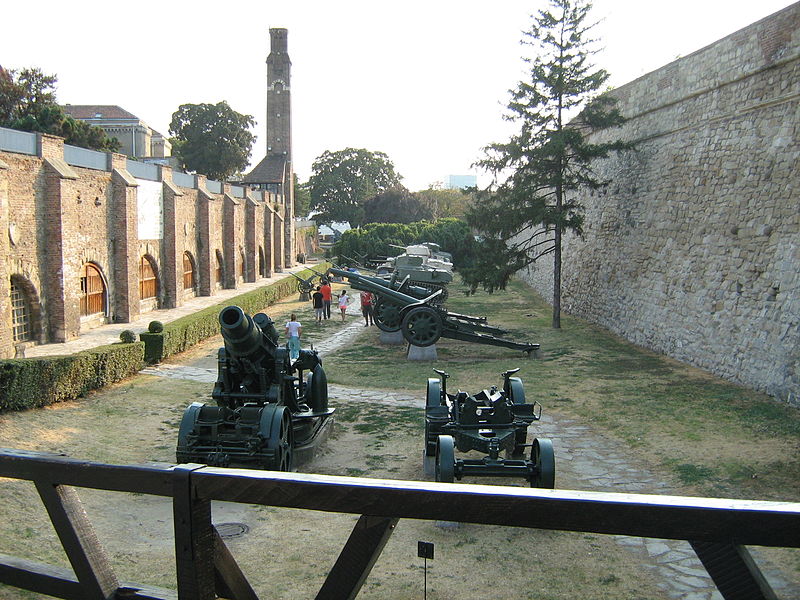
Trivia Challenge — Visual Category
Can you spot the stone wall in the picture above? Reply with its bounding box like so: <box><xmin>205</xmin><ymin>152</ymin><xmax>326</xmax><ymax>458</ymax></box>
<box><xmin>518</xmin><ymin>4</ymin><xmax>799</xmax><ymax>403</ymax></box>
<box><xmin>0</xmin><ymin>134</ymin><xmax>285</xmax><ymax>358</ymax></box>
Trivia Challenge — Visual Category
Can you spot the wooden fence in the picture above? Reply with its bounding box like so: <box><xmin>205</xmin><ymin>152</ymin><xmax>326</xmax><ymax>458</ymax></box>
<box><xmin>0</xmin><ymin>448</ymin><xmax>798</xmax><ymax>600</ymax></box>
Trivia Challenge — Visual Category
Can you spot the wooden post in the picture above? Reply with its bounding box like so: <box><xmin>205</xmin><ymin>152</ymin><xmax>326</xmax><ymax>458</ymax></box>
<box><xmin>172</xmin><ymin>465</ymin><xmax>215</xmax><ymax>600</ymax></box>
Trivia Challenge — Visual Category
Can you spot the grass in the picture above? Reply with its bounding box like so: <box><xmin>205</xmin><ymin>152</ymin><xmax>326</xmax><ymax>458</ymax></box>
<box><xmin>323</xmin><ymin>277</ymin><xmax>800</xmax><ymax>502</ymax></box>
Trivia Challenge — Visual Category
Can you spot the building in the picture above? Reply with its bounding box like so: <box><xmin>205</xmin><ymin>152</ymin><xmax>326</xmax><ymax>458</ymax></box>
<box><xmin>242</xmin><ymin>28</ymin><xmax>295</xmax><ymax>269</ymax></box>
<box><xmin>444</xmin><ymin>174</ymin><xmax>477</xmax><ymax>189</ymax></box>
<box><xmin>62</xmin><ymin>104</ymin><xmax>172</xmax><ymax>160</ymax></box>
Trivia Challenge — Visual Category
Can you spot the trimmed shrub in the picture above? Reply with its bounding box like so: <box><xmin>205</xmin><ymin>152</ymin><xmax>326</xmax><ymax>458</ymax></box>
<box><xmin>148</xmin><ymin>321</ymin><xmax>164</xmax><ymax>333</ymax></box>
<box><xmin>119</xmin><ymin>330</ymin><xmax>137</xmax><ymax>344</ymax></box>
<box><xmin>0</xmin><ymin>342</ymin><xmax>145</xmax><ymax>412</ymax></box>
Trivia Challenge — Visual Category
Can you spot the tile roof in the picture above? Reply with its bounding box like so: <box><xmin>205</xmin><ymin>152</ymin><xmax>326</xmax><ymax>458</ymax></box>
<box><xmin>61</xmin><ymin>105</ymin><xmax>140</xmax><ymax>121</ymax></box>
<box><xmin>242</xmin><ymin>155</ymin><xmax>288</xmax><ymax>183</ymax></box>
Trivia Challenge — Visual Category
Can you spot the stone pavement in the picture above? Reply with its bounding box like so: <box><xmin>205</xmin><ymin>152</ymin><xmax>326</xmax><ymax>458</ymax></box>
<box><xmin>133</xmin><ymin>297</ymin><xmax>799</xmax><ymax>600</ymax></box>
<box><xmin>25</xmin><ymin>265</ymin><xmax>317</xmax><ymax>358</ymax></box>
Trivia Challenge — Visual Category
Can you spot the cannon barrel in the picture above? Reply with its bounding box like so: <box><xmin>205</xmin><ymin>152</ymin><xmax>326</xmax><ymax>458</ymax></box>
<box><xmin>329</xmin><ymin>267</ymin><xmax>434</xmax><ymax>305</ymax></box>
<box><xmin>219</xmin><ymin>305</ymin><xmax>277</xmax><ymax>358</ymax></box>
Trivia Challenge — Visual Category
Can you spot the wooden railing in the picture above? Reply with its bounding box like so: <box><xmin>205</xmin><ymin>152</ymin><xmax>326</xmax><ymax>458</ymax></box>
<box><xmin>0</xmin><ymin>448</ymin><xmax>798</xmax><ymax>600</ymax></box>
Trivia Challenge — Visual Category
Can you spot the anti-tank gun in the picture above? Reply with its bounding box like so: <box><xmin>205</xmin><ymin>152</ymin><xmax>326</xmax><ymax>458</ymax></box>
<box><xmin>425</xmin><ymin>368</ymin><xmax>555</xmax><ymax>488</ymax></box>
<box><xmin>329</xmin><ymin>267</ymin><xmax>539</xmax><ymax>354</ymax></box>
<box><xmin>176</xmin><ymin>305</ymin><xmax>334</xmax><ymax>470</ymax></box>
<box><xmin>290</xmin><ymin>270</ymin><xmax>327</xmax><ymax>299</ymax></box>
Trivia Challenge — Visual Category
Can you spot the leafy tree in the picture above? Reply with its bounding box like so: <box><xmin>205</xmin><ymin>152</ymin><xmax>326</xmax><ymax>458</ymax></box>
<box><xmin>169</xmin><ymin>101</ymin><xmax>255</xmax><ymax>181</ymax></box>
<box><xmin>416</xmin><ymin>184</ymin><xmax>475</xmax><ymax>219</ymax></box>
<box><xmin>0</xmin><ymin>67</ymin><xmax>120</xmax><ymax>152</ymax></box>
<box><xmin>308</xmin><ymin>148</ymin><xmax>402</xmax><ymax>227</ymax></box>
<box><xmin>293</xmin><ymin>175</ymin><xmax>311</xmax><ymax>218</ymax></box>
<box><xmin>363</xmin><ymin>187</ymin><xmax>432</xmax><ymax>224</ymax></box>
<box><xmin>463</xmin><ymin>0</ymin><xmax>629</xmax><ymax>328</ymax></box>
<box><xmin>333</xmin><ymin>218</ymin><xmax>476</xmax><ymax>270</ymax></box>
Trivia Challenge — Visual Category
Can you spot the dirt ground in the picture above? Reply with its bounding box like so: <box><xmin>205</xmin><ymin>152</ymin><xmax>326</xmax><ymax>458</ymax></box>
<box><xmin>0</xmin><ymin>327</ymin><xmax>670</xmax><ymax>600</ymax></box>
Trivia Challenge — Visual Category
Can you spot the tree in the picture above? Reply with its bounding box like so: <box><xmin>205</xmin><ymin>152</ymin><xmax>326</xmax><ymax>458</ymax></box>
<box><xmin>308</xmin><ymin>148</ymin><xmax>402</xmax><ymax>227</ymax></box>
<box><xmin>0</xmin><ymin>67</ymin><xmax>120</xmax><ymax>152</ymax></box>
<box><xmin>169</xmin><ymin>101</ymin><xmax>255</xmax><ymax>180</ymax></box>
<box><xmin>293</xmin><ymin>175</ymin><xmax>311</xmax><ymax>218</ymax></box>
<box><xmin>363</xmin><ymin>187</ymin><xmax>432</xmax><ymax>224</ymax></box>
<box><xmin>463</xmin><ymin>0</ymin><xmax>629</xmax><ymax>328</ymax></box>
<box><xmin>416</xmin><ymin>184</ymin><xmax>474</xmax><ymax>219</ymax></box>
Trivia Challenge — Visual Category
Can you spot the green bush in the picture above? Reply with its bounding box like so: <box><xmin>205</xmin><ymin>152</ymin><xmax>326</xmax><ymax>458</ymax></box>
<box><xmin>0</xmin><ymin>342</ymin><xmax>144</xmax><ymax>412</ymax></box>
<box><xmin>119</xmin><ymin>330</ymin><xmax>137</xmax><ymax>343</ymax></box>
<box><xmin>148</xmin><ymin>321</ymin><xmax>164</xmax><ymax>333</ymax></box>
<box><xmin>141</xmin><ymin>264</ymin><xmax>330</xmax><ymax>364</ymax></box>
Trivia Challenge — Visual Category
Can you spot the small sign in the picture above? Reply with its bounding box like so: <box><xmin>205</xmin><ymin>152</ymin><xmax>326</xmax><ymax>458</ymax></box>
<box><xmin>417</xmin><ymin>541</ymin><xmax>434</xmax><ymax>560</ymax></box>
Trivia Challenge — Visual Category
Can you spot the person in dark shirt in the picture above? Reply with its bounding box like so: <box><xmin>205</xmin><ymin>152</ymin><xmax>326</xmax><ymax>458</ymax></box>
<box><xmin>312</xmin><ymin>286</ymin><xmax>324</xmax><ymax>323</ymax></box>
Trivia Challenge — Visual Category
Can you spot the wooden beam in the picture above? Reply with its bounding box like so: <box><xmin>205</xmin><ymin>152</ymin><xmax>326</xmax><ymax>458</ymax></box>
<box><xmin>34</xmin><ymin>482</ymin><xmax>119</xmax><ymax>600</ymax></box>
<box><xmin>690</xmin><ymin>542</ymin><xmax>779</xmax><ymax>600</ymax></box>
<box><xmin>316</xmin><ymin>515</ymin><xmax>398</xmax><ymax>600</ymax></box>
<box><xmin>192</xmin><ymin>468</ymin><xmax>800</xmax><ymax>548</ymax></box>
<box><xmin>173</xmin><ymin>465</ymin><xmax>215</xmax><ymax>600</ymax></box>
<box><xmin>213</xmin><ymin>528</ymin><xmax>259</xmax><ymax>600</ymax></box>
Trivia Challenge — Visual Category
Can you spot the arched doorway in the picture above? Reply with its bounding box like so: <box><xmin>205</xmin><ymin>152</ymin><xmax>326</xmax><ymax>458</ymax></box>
<box><xmin>239</xmin><ymin>248</ymin><xmax>246</xmax><ymax>283</ymax></box>
<box><xmin>183</xmin><ymin>251</ymin><xmax>197</xmax><ymax>296</ymax></box>
<box><xmin>10</xmin><ymin>275</ymin><xmax>42</xmax><ymax>343</ymax></box>
<box><xmin>215</xmin><ymin>250</ymin><xmax>225</xmax><ymax>289</ymax></box>
<box><xmin>259</xmin><ymin>247</ymin><xmax>266</xmax><ymax>278</ymax></box>
<box><xmin>79</xmin><ymin>263</ymin><xmax>107</xmax><ymax>318</ymax></box>
<box><xmin>139</xmin><ymin>255</ymin><xmax>159</xmax><ymax>309</ymax></box>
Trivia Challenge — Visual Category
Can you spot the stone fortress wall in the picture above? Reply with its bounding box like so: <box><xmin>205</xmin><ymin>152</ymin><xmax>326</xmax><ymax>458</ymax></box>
<box><xmin>518</xmin><ymin>4</ymin><xmax>799</xmax><ymax>403</ymax></box>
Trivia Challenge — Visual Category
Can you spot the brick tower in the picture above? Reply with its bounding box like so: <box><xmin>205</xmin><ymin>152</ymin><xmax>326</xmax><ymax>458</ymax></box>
<box><xmin>242</xmin><ymin>27</ymin><xmax>295</xmax><ymax>269</ymax></box>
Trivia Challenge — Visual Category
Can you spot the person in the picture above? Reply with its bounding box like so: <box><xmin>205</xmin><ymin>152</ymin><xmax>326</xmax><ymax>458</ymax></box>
<box><xmin>320</xmin><ymin>279</ymin><xmax>332</xmax><ymax>320</ymax></box>
<box><xmin>312</xmin><ymin>286</ymin><xmax>324</xmax><ymax>323</ymax></box>
<box><xmin>338</xmin><ymin>289</ymin><xmax>349</xmax><ymax>322</ymax></box>
<box><xmin>285</xmin><ymin>313</ymin><xmax>302</xmax><ymax>360</ymax></box>
<box><xmin>360</xmin><ymin>290</ymin><xmax>374</xmax><ymax>326</ymax></box>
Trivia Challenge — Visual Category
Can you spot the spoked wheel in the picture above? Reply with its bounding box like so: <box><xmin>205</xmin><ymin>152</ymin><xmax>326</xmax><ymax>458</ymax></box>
<box><xmin>374</xmin><ymin>296</ymin><xmax>402</xmax><ymax>332</ymax></box>
<box><xmin>264</xmin><ymin>406</ymin><xmax>294</xmax><ymax>471</ymax></box>
<box><xmin>529</xmin><ymin>437</ymin><xmax>555</xmax><ymax>489</ymax></box>
<box><xmin>401</xmin><ymin>307</ymin><xmax>443</xmax><ymax>347</ymax></box>
<box><xmin>435</xmin><ymin>435</ymin><xmax>455</xmax><ymax>483</ymax></box>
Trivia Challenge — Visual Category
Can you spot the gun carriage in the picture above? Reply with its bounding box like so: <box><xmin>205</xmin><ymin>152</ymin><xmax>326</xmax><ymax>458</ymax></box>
<box><xmin>425</xmin><ymin>368</ymin><xmax>555</xmax><ymax>488</ymax></box>
<box><xmin>290</xmin><ymin>270</ymin><xmax>326</xmax><ymax>298</ymax></box>
<box><xmin>176</xmin><ymin>305</ymin><xmax>334</xmax><ymax>470</ymax></box>
<box><xmin>329</xmin><ymin>267</ymin><xmax>539</xmax><ymax>354</ymax></box>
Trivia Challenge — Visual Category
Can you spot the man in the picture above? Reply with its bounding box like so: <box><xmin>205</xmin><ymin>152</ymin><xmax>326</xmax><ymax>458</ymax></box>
<box><xmin>360</xmin><ymin>290</ymin><xmax>374</xmax><ymax>326</ymax></box>
<box><xmin>320</xmin><ymin>279</ymin><xmax>332</xmax><ymax>320</ymax></box>
<box><xmin>312</xmin><ymin>286</ymin><xmax>324</xmax><ymax>323</ymax></box>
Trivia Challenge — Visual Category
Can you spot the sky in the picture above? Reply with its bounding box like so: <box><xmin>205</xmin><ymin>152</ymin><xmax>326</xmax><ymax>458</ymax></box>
<box><xmin>1</xmin><ymin>0</ymin><xmax>795</xmax><ymax>191</ymax></box>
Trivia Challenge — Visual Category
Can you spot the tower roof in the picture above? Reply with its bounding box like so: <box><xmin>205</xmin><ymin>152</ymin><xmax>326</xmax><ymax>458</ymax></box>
<box><xmin>242</xmin><ymin>155</ymin><xmax>288</xmax><ymax>184</ymax></box>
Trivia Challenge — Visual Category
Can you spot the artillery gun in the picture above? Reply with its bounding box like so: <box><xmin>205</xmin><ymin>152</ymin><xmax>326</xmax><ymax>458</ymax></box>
<box><xmin>329</xmin><ymin>267</ymin><xmax>539</xmax><ymax>354</ymax></box>
<box><xmin>425</xmin><ymin>368</ymin><xmax>555</xmax><ymax>488</ymax></box>
<box><xmin>290</xmin><ymin>270</ymin><xmax>326</xmax><ymax>300</ymax></box>
<box><xmin>176</xmin><ymin>306</ymin><xmax>334</xmax><ymax>470</ymax></box>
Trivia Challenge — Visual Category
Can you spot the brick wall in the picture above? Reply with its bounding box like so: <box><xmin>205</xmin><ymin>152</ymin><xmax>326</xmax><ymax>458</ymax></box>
<box><xmin>518</xmin><ymin>4</ymin><xmax>800</xmax><ymax>403</ymax></box>
<box><xmin>0</xmin><ymin>136</ymin><xmax>285</xmax><ymax>357</ymax></box>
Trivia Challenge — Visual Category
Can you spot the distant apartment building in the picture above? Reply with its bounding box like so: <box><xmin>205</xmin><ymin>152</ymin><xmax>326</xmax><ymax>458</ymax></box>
<box><xmin>62</xmin><ymin>104</ymin><xmax>172</xmax><ymax>160</ymax></box>
<box><xmin>445</xmin><ymin>174</ymin><xmax>477</xmax><ymax>189</ymax></box>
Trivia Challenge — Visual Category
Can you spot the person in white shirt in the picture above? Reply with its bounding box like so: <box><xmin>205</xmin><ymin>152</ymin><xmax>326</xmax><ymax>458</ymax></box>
<box><xmin>338</xmin><ymin>290</ymin><xmax>349</xmax><ymax>322</ymax></box>
<box><xmin>285</xmin><ymin>313</ymin><xmax>302</xmax><ymax>360</ymax></box>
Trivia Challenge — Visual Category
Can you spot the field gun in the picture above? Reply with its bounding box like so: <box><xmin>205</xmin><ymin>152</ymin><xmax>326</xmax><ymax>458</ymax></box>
<box><xmin>425</xmin><ymin>368</ymin><xmax>554</xmax><ymax>488</ymax></box>
<box><xmin>290</xmin><ymin>270</ymin><xmax>326</xmax><ymax>298</ymax></box>
<box><xmin>176</xmin><ymin>305</ymin><xmax>334</xmax><ymax>470</ymax></box>
<box><xmin>329</xmin><ymin>267</ymin><xmax>539</xmax><ymax>354</ymax></box>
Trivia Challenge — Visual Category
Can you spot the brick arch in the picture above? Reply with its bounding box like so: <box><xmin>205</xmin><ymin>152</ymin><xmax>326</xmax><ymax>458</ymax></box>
<box><xmin>79</xmin><ymin>262</ymin><xmax>109</xmax><ymax>318</ymax></box>
<box><xmin>182</xmin><ymin>251</ymin><xmax>198</xmax><ymax>294</ymax></box>
<box><xmin>9</xmin><ymin>274</ymin><xmax>43</xmax><ymax>344</ymax></box>
<box><xmin>139</xmin><ymin>254</ymin><xmax>160</xmax><ymax>302</ymax></box>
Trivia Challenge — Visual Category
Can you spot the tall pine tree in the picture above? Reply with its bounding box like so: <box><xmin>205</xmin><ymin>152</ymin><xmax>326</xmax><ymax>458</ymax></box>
<box><xmin>463</xmin><ymin>0</ymin><xmax>630</xmax><ymax>328</ymax></box>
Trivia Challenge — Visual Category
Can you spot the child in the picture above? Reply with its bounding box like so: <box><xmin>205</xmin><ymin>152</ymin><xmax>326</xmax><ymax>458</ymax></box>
<box><xmin>285</xmin><ymin>313</ymin><xmax>302</xmax><ymax>360</ymax></box>
<box><xmin>338</xmin><ymin>290</ymin><xmax>349</xmax><ymax>322</ymax></box>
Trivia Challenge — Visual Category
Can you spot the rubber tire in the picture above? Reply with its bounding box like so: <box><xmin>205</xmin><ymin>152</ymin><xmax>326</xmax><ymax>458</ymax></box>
<box><xmin>435</xmin><ymin>435</ymin><xmax>456</xmax><ymax>483</ymax></box>
<box><xmin>374</xmin><ymin>296</ymin><xmax>402</xmax><ymax>332</ymax></box>
<box><xmin>530</xmin><ymin>437</ymin><xmax>555</xmax><ymax>489</ymax></box>
<box><xmin>400</xmin><ymin>306</ymin><xmax>443</xmax><ymax>347</ymax></box>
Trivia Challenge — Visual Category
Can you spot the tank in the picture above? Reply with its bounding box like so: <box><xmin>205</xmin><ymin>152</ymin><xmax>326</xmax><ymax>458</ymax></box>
<box><xmin>376</xmin><ymin>243</ymin><xmax>454</xmax><ymax>300</ymax></box>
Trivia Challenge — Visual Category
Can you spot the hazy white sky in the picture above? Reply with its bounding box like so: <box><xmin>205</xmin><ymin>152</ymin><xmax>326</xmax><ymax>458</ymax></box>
<box><xmin>1</xmin><ymin>0</ymin><xmax>794</xmax><ymax>190</ymax></box>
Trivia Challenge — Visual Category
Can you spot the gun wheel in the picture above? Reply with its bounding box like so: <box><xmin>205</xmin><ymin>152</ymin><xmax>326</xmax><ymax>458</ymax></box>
<box><xmin>374</xmin><ymin>296</ymin><xmax>402</xmax><ymax>332</ymax></box>
<box><xmin>401</xmin><ymin>306</ymin><xmax>443</xmax><ymax>347</ymax></box>
<box><xmin>530</xmin><ymin>437</ymin><xmax>555</xmax><ymax>489</ymax></box>
<box><xmin>435</xmin><ymin>435</ymin><xmax>455</xmax><ymax>483</ymax></box>
<box><xmin>264</xmin><ymin>406</ymin><xmax>294</xmax><ymax>472</ymax></box>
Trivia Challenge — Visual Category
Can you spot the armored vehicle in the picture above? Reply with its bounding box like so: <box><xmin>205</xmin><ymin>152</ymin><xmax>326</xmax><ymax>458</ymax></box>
<box><xmin>375</xmin><ymin>243</ymin><xmax>454</xmax><ymax>300</ymax></box>
<box><xmin>176</xmin><ymin>305</ymin><xmax>334</xmax><ymax>470</ymax></box>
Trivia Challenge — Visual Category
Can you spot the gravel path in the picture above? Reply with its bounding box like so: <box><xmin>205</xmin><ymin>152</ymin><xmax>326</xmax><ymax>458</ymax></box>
<box><xmin>142</xmin><ymin>316</ymin><xmax>798</xmax><ymax>600</ymax></box>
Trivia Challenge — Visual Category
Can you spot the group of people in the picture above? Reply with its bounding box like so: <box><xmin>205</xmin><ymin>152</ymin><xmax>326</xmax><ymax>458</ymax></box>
<box><xmin>284</xmin><ymin>277</ymin><xmax>376</xmax><ymax>361</ymax></box>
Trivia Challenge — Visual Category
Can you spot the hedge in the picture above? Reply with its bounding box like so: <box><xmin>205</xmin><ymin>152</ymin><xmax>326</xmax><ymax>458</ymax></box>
<box><xmin>0</xmin><ymin>341</ymin><xmax>145</xmax><ymax>412</ymax></box>
<box><xmin>141</xmin><ymin>264</ymin><xmax>330</xmax><ymax>364</ymax></box>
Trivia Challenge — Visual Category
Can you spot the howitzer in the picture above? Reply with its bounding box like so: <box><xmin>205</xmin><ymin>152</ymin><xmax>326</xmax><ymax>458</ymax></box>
<box><xmin>176</xmin><ymin>306</ymin><xmax>334</xmax><ymax>470</ymax></box>
<box><xmin>290</xmin><ymin>270</ymin><xmax>326</xmax><ymax>297</ymax></box>
<box><xmin>329</xmin><ymin>267</ymin><xmax>539</xmax><ymax>354</ymax></box>
<box><xmin>425</xmin><ymin>368</ymin><xmax>555</xmax><ymax>488</ymax></box>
